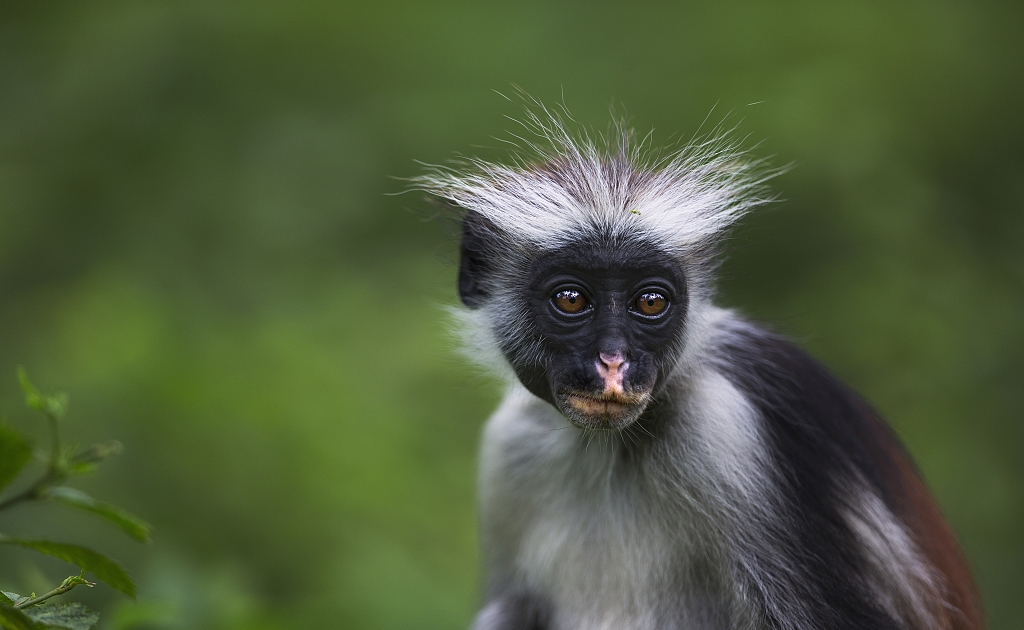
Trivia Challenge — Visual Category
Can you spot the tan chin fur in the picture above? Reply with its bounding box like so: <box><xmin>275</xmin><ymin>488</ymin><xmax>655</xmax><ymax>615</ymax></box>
<box><xmin>560</xmin><ymin>391</ymin><xmax>651</xmax><ymax>429</ymax></box>
<box><xmin>566</xmin><ymin>395</ymin><xmax>632</xmax><ymax>416</ymax></box>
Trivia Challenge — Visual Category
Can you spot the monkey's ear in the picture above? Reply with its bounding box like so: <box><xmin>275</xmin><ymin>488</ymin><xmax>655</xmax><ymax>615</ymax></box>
<box><xmin>459</xmin><ymin>211</ymin><xmax>501</xmax><ymax>309</ymax></box>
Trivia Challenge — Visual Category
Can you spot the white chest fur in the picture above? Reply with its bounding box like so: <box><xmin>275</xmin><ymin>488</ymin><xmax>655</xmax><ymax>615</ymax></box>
<box><xmin>476</xmin><ymin>379</ymin><xmax>761</xmax><ymax>630</ymax></box>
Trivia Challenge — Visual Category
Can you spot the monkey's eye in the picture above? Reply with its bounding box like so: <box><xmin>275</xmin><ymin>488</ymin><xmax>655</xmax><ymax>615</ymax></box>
<box><xmin>635</xmin><ymin>292</ymin><xmax>668</xmax><ymax>317</ymax></box>
<box><xmin>552</xmin><ymin>289</ymin><xmax>589</xmax><ymax>315</ymax></box>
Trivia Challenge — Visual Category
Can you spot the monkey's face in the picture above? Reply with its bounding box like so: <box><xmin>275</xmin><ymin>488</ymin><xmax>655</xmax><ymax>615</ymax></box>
<box><xmin>457</xmin><ymin>212</ymin><xmax>688</xmax><ymax>430</ymax></box>
<box><xmin>512</xmin><ymin>239</ymin><xmax>687</xmax><ymax>430</ymax></box>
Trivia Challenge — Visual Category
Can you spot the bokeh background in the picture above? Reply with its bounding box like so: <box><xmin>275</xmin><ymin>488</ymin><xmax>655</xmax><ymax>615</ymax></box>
<box><xmin>0</xmin><ymin>1</ymin><xmax>1021</xmax><ymax>628</ymax></box>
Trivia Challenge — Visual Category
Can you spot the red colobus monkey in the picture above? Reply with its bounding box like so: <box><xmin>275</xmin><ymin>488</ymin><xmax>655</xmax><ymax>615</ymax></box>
<box><xmin>418</xmin><ymin>113</ymin><xmax>982</xmax><ymax>630</ymax></box>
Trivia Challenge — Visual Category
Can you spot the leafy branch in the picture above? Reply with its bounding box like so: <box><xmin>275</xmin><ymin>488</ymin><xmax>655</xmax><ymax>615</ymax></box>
<box><xmin>0</xmin><ymin>369</ymin><xmax>149</xmax><ymax>630</ymax></box>
<box><xmin>6</xmin><ymin>571</ymin><xmax>94</xmax><ymax>610</ymax></box>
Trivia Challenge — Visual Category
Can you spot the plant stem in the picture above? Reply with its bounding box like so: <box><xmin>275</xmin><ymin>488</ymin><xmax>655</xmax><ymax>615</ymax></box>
<box><xmin>46</xmin><ymin>413</ymin><xmax>60</xmax><ymax>475</ymax></box>
<box><xmin>0</xmin><ymin>411</ymin><xmax>78</xmax><ymax>513</ymax></box>
<box><xmin>0</xmin><ymin>470</ymin><xmax>60</xmax><ymax>512</ymax></box>
<box><xmin>13</xmin><ymin>574</ymin><xmax>91</xmax><ymax>609</ymax></box>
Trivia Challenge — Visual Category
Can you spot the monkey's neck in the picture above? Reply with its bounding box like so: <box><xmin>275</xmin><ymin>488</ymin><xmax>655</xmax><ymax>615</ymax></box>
<box><xmin>596</xmin><ymin>393</ymin><xmax>681</xmax><ymax>460</ymax></box>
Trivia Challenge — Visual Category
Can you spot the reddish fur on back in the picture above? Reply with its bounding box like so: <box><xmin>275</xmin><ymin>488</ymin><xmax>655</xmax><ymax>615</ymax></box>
<box><xmin>869</xmin><ymin>412</ymin><xmax>984</xmax><ymax>629</ymax></box>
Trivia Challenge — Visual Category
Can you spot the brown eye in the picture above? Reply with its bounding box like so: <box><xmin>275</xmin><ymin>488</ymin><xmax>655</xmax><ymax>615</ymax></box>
<box><xmin>635</xmin><ymin>292</ymin><xmax>667</xmax><ymax>316</ymax></box>
<box><xmin>553</xmin><ymin>289</ymin><xmax>588</xmax><ymax>314</ymax></box>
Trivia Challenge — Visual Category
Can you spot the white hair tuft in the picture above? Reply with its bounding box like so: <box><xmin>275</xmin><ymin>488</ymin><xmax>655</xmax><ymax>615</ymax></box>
<box><xmin>413</xmin><ymin>105</ymin><xmax>779</xmax><ymax>262</ymax></box>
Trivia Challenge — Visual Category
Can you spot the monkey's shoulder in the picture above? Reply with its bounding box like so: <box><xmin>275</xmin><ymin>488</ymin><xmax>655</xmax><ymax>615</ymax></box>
<box><xmin>709</xmin><ymin>318</ymin><xmax>905</xmax><ymax>493</ymax></box>
<box><xmin>709</xmin><ymin>318</ymin><xmax>982</xmax><ymax>630</ymax></box>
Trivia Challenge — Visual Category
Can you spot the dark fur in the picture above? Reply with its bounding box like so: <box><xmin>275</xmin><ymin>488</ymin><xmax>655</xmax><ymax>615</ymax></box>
<box><xmin>426</xmin><ymin>120</ymin><xmax>980</xmax><ymax>629</ymax></box>
<box><xmin>714</xmin><ymin>323</ymin><xmax>929</xmax><ymax>629</ymax></box>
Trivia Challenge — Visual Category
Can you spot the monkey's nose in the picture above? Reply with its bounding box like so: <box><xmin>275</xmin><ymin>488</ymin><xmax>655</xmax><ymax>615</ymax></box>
<box><xmin>599</xmin><ymin>352</ymin><xmax>626</xmax><ymax>371</ymax></box>
<box><xmin>597</xmin><ymin>352</ymin><xmax>628</xmax><ymax>394</ymax></box>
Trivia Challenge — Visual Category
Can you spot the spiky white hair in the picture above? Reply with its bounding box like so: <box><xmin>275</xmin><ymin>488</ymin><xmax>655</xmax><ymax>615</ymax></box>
<box><xmin>414</xmin><ymin>107</ymin><xmax>778</xmax><ymax>375</ymax></box>
<box><xmin>416</xmin><ymin>107</ymin><xmax>776</xmax><ymax>264</ymax></box>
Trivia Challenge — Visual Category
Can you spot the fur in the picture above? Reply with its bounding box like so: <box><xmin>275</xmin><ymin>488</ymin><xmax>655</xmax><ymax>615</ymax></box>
<box><xmin>416</xmin><ymin>111</ymin><xmax>981</xmax><ymax>630</ymax></box>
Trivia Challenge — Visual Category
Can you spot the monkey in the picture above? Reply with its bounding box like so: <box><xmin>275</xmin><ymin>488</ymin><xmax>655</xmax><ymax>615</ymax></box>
<box><xmin>417</xmin><ymin>112</ymin><xmax>982</xmax><ymax>630</ymax></box>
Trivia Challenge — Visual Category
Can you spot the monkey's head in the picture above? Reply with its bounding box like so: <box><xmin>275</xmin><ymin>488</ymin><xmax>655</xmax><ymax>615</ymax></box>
<box><xmin>459</xmin><ymin>211</ymin><xmax>689</xmax><ymax>429</ymax></box>
<box><xmin>420</xmin><ymin>121</ymin><xmax>770</xmax><ymax>431</ymax></box>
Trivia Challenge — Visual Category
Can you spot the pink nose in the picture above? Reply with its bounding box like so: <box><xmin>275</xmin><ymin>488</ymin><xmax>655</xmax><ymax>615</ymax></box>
<box><xmin>599</xmin><ymin>352</ymin><xmax>625</xmax><ymax>370</ymax></box>
<box><xmin>597</xmin><ymin>352</ymin><xmax>628</xmax><ymax>394</ymax></box>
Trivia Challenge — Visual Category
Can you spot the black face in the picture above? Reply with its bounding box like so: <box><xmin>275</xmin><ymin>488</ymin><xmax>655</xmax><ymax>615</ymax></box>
<box><xmin>516</xmin><ymin>242</ymin><xmax>687</xmax><ymax>428</ymax></box>
<box><xmin>458</xmin><ymin>213</ymin><xmax>688</xmax><ymax>430</ymax></box>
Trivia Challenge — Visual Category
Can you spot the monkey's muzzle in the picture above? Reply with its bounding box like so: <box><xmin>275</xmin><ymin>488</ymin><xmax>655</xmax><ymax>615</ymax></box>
<box><xmin>562</xmin><ymin>390</ymin><xmax>651</xmax><ymax>429</ymax></box>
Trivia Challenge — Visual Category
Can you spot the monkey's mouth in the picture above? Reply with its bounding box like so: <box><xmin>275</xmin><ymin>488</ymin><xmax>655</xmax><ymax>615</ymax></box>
<box><xmin>561</xmin><ymin>390</ymin><xmax>652</xmax><ymax>428</ymax></box>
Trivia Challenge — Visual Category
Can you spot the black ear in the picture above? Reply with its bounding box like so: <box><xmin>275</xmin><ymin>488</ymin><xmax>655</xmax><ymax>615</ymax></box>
<box><xmin>458</xmin><ymin>211</ymin><xmax>501</xmax><ymax>309</ymax></box>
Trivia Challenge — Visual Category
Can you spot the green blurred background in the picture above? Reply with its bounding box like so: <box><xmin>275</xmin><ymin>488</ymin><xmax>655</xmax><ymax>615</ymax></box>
<box><xmin>0</xmin><ymin>1</ymin><xmax>1021</xmax><ymax>628</ymax></box>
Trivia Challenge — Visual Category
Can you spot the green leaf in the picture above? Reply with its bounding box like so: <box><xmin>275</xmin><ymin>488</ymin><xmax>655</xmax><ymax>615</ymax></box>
<box><xmin>0</xmin><ymin>425</ymin><xmax>32</xmax><ymax>494</ymax></box>
<box><xmin>68</xmin><ymin>444</ymin><xmax>121</xmax><ymax>473</ymax></box>
<box><xmin>45</xmin><ymin>487</ymin><xmax>151</xmax><ymax>543</ymax></box>
<box><xmin>0</xmin><ymin>538</ymin><xmax>135</xmax><ymax>598</ymax></box>
<box><xmin>0</xmin><ymin>603</ymin><xmax>35</xmax><ymax>630</ymax></box>
<box><xmin>63</xmin><ymin>463</ymin><xmax>96</xmax><ymax>477</ymax></box>
<box><xmin>17</xmin><ymin>367</ymin><xmax>45</xmax><ymax>411</ymax></box>
<box><xmin>17</xmin><ymin>368</ymin><xmax>68</xmax><ymax>421</ymax></box>
<box><xmin>65</xmin><ymin>463</ymin><xmax>97</xmax><ymax>477</ymax></box>
<box><xmin>23</xmin><ymin>603</ymin><xmax>100</xmax><ymax>630</ymax></box>
<box><xmin>0</xmin><ymin>594</ymin><xmax>31</xmax><ymax>610</ymax></box>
